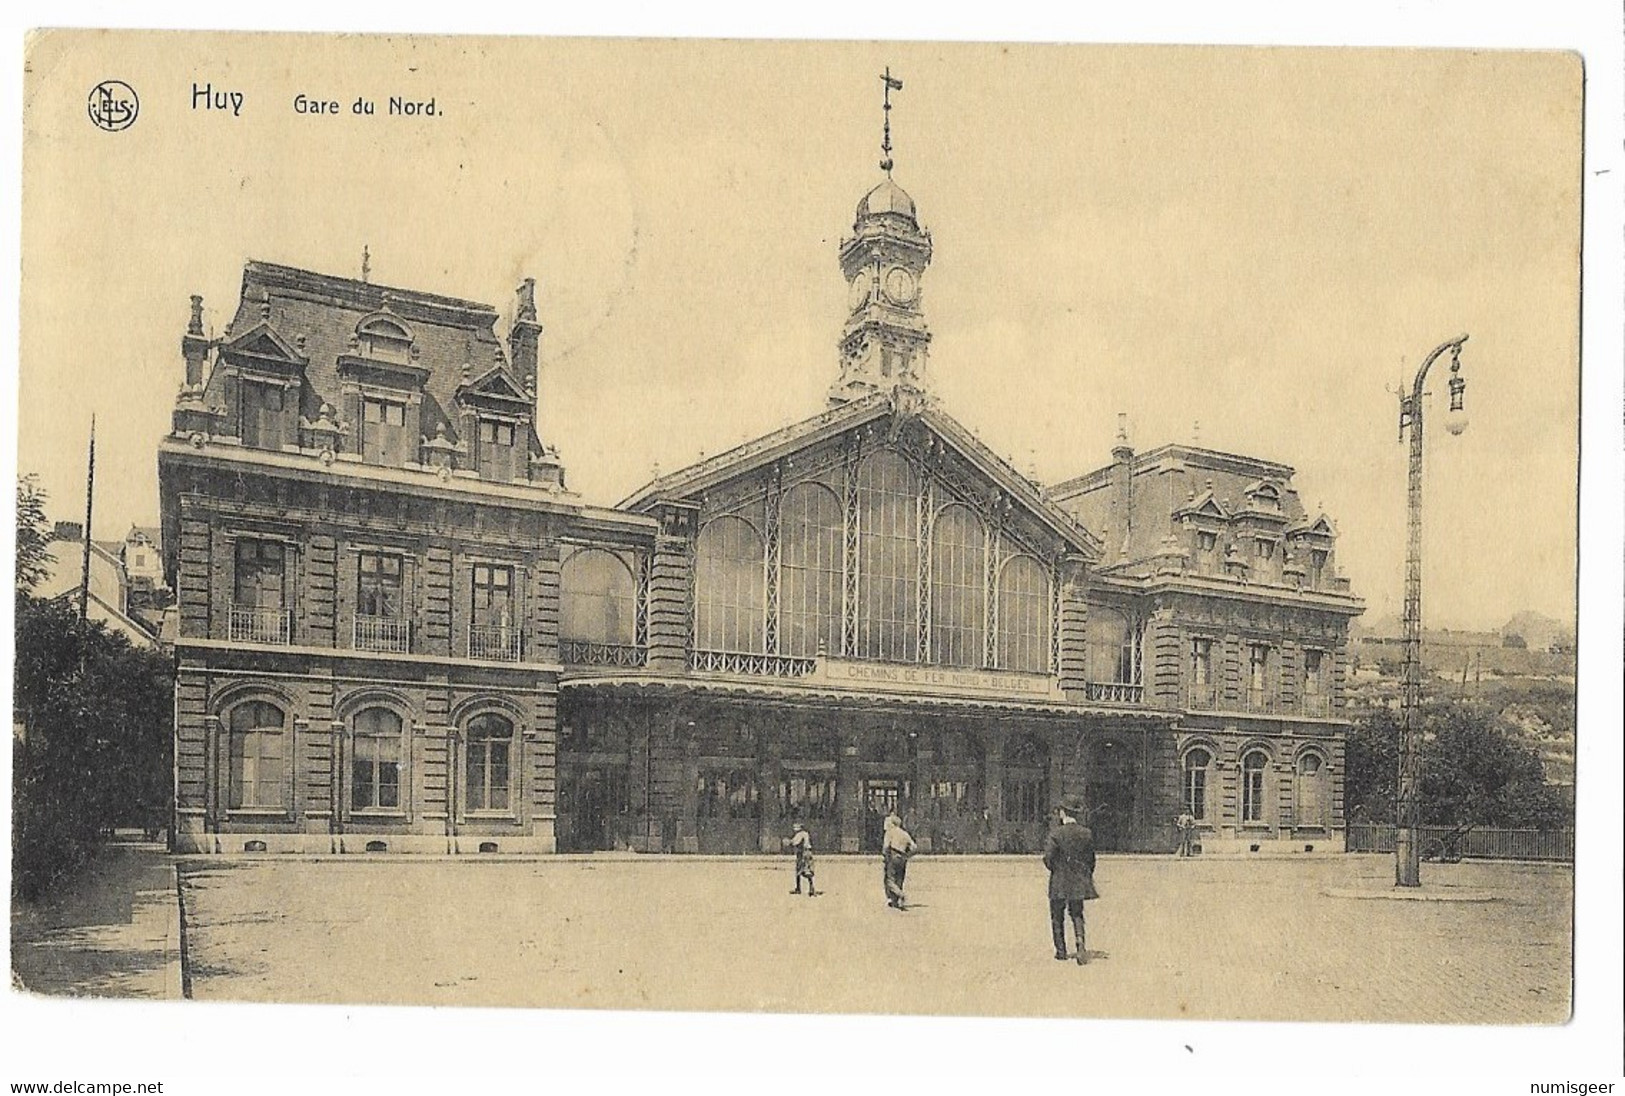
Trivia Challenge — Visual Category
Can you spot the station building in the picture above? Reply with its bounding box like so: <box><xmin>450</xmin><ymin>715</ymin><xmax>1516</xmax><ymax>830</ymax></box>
<box><xmin>159</xmin><ymin>163</ymin><xmax>1362</xmax><ymax>857</ymax></box>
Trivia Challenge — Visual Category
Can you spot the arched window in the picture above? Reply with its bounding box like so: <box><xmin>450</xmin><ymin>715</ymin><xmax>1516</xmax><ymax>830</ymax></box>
<box><xmin>779</xmin><ymin>482</ymin><xmax>843</xmax><ymax>658</ymax></box>
<box><xmin>694</xmin><ymin>516</ymin><xmax>766</xmax><ymax>653</ymax></box>
<box><xmin>856</xmin><ymin>451</ymin><xmax>919</xmax><ymax>662</ymax></box>
<box><xmin>561</xmin><ymin>548</ymin><xmax>638</xmax><ymax>645</ymax></box>
<box><xmin>227</xmin><ymin>700</ymin><xmax>286</xmax><ymax>810</ymax></box>
<box><xmin>1182</xmin><ymin>747</ymin><xmax>1213</xmax><ymax>821</ymax></box>
<box><xmin>1241</xmin><ymin>749</ymin><xmax>1270</xmax><ymax>824</ymax></box>
<box><xmin>930</xmin><ymin>504</ymin><xmax>985</xmax><ymax>667</ymax></box>
<box><xmin>1296</xmin><ymin>751</ymin><xmax>1328</xmax><ymax>829</ymax></box>
<box><xmin>352</xmin><ymin>707</ymin><xmax>404</xmax><ymax>811</ymax></box>
<box><xmin>1087</xmin><ymin>608</ymin><xmax>1140</xmax><ymax>684</ymax></box>
<box><xmin>997</xmin><ymin>556</ymin><xmax>1051</xmax><ymax>674</ymax></box>
<box><xmin>465</xmin><ymin>713</ymin><xmax>514</xmax><ymax>813</ymax></box>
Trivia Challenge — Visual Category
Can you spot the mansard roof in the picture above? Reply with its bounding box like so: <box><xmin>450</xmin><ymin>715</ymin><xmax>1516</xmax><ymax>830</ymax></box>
<box><xmin>211</xmin><ymin>260</ymin><xmax>523</xmax><ymax>451</ymax></box>
<box><xmin>622</xmin><ymin>384</ymin><xmax>1102</xmax><ymax>558</ymax></box>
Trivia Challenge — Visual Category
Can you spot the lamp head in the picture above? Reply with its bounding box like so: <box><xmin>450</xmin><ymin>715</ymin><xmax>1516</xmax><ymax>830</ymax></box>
<box><xmin>1445</xmin><ymin>362</ymin><xmax>1468</xmax><ymax>436</ymax></box>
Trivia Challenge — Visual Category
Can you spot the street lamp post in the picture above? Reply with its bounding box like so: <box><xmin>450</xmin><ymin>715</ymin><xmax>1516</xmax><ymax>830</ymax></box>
<box><xmin>1394</xmin><ymin>334</ymin><xmax>1469</xmax><ymax>887</ymax></box>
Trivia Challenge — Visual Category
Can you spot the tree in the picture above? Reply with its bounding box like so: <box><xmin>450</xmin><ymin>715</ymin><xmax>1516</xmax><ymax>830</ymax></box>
<box><xmin>1344</xmin><ymin>700</ymin><xmax>1571</xmax><ymax>829</ymax></box>
<box><xmin>16</xmin><ymin>474</ymin><xmax>54</xmax><ymax>594</ymax></box>
<box><xmin>13</xmin><ymin>477</ymin><xmax>175</xmax><ymax>899</ymax></box>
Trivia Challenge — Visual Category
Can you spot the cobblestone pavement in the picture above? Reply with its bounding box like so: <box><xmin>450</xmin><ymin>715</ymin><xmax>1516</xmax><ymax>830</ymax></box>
<box><xmin>11</xmin><ymin>842</ymin><xmax>183</xmax><ymax>999</ymax></box>
<box><xmin>178</xmin><ymin>853</ymin><xmax>1570</xmax><ymax>1023</ymax></box>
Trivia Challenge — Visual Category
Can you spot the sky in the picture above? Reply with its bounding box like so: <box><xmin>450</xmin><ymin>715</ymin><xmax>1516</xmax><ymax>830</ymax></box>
<box><xmin>19</xmin><ymin>37</ymin><xmax>1580</xmax><ymax>631</ymax></box>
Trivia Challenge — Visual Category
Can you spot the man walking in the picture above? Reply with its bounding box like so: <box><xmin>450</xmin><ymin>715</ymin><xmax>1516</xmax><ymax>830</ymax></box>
<box><xmin>1175</xmin><ymin>811</ymin><xmax>1196</xmax><ymax>857</ymax></box>
<box><xmin>1043</xmin><ymin>794</ymin><xmax>1099</xmax><ymax>964</ymax></box>
<box><xmin>881</xmin><ymin>812</ymin><xmax>916</xmax><ymax>910</ymax></box>
<box><xmin>789</xmin><ymin>821</ymin><xmax>819</xmax><ymax>897</ymax></box>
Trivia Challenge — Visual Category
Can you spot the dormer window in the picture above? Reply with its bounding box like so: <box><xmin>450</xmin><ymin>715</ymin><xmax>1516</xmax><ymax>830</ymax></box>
<box><xmin>1197</xmin><ymin>530</ymin><xmax>1217</xmax><ymax>552</ymax></box>
<box><xmin>240</xmin><ymin>379</ymin><xmax>289</xmax><ymax>450</ymax></box>
<box><xmin>1309</xmin><ymin>548</ymin><xmax>1329</xmax><ymax>588</ymax></box>
<box><xmin>362</xmin><ymin>397</ymin><xmax>408</xmax><ymax>467</ymax></box>
<box><xmin>1255</xmin><ymin>538</ymin><xmax>1276</xmax><ymax>561</ymax></box>
<box><xmin>356</xmin><ymin>316</ymin><xmax>414</xmax><ymax>364</ymax></box>
<box><xmin>477</xmin><ymin>417</ymin><xmax>520</xmax><ymax>482</ymax></box>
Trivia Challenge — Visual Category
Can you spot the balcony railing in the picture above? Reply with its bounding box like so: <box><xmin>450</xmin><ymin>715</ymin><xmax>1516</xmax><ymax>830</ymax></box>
<box><xmin>468</xmin><ymin>624</ymin><xmax>521</xmax><ymax>663</ymax></box>
<box><xmin>353</xmin><ymin>615</ymin><xmax>411</xmax><ymax>654</ymax></box>
<box><xmin>560</xmin><ymin>640</ymin><xmax>647</xmax><ymax>667</ymax></box>
<box><xmin>1084</xmin><ymin>681</ymin><xmax>1145</xmax><ymax>704</ymax></box>
<box><xmin>1245</xmin><ymin>688</ymin><xmax>1279</xmax><ymax>714</ymax></box>
<box><xmin>1185</xmin><ymin>682</ymin><xmax>1219</xmax><ymax>710</ymax></box>
<box><xmin>690</xmin><ymin>649</ymin><xmax>818</xmax><ymax>677</ymax></box>
<box><xmin>229</xmin><ymin>606</ymin><xmax>291</xmax><ymax>645</ymax></box>
<box><xmin>1300</xmin><ymin>692</ymin><xmax>1332</xmax><ymax>716</ymax></box>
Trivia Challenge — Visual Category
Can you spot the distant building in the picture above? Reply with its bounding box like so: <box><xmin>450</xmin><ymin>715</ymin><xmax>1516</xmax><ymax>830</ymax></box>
<box><xmin>160</xmin><ymin>146</ymin><xmax>1363</xmax><ymax>857</ymax></box>
<box><xmin>34</xmin><ymin>521</ymin><xmax>160</xmax><ymax>649</ymax></box>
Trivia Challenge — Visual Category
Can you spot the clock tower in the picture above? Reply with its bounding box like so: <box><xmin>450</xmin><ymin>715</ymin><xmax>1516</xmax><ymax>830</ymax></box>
<box><xmin>830</xmin><ymin>71</ymin><xmax>934</xmax><ymax>405</ymax></box>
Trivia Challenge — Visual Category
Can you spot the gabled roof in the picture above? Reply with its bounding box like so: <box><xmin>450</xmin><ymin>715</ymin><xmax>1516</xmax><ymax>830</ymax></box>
<box><xmin>1173</xmin><ymin>489</ymin><xmax>1230</xmax><ymax>521</ymax></box>
<box><xmin>622</xmin><ymin>385</ymin><xmax>1102</xmax><ymax>558</ymax></box>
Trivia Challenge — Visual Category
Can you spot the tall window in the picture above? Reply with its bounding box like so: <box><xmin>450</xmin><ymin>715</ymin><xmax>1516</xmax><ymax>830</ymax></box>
<box><xmin>465</xmin><ymin>713</ymin><xmax>513</xmax><ymax>813</ymax></box>
<box><xmin>362</xmin><ymin>396</ymin><xmax>408</xmax><ymax>466</ymax></box>
<box><xmin>1296</xmin><ymin>752</ymin><xmax>1327</xmax><ymax>828</ymax></box>
<box><xmin>856</xmin><ymin>451</ymin><xmax>919</xmax><ymax>662</ymax></box>
<box><xmin>1003</xmin><ymin>735</ymin><xmax>1048</xmax><ymax>823</ymax></box>
<box><xmin>241</xmin><ymin>381</ymin><xmax>286</xmax><ymax>450</ymax></box>
<box><xmin>472</xmin><ymin>564</ymin><xmax>515</xmax><ymax>629</ymax></box>
<box><xmin>560</xmin><ymin>549</ymin><xmax>637</xmax><ymax>645</ymax></box>
<box><xmin>1303</xmin><ymin>648</ymin><xmax>1325</xmax><ymax>711</ymax></box>
<box><xmin>227</xmin><ymin>701</ymin><xmax>286</xmax><ymax>810</ymax></box>
<box><xmin>997</xmin><ymin>556</ymin><xmax>1050</xmax><ymax>674</ymax></box>
<box><xmin>357</xmin><ymin>552</ymin><xmax>404</xmax><ymax>617</ymax></box>
<box><xmin>1190</xmin><ymin>637</ymin><xmax>1213</xmax><ymax>684</ymax></box>
<box><xmin>1249</xmin><ymin>644</ymin><xmax>1272</xmax><ymax>706</ymax></box>
<box><xmin>1088</xmin><ymin>609</ymin><xmax>1139</xmax><ymax>684</ymax></box>
<box><xmin>234</xmin><ymin>540</ymin><xmax>286</xmax><ymax>609</ymax></box>
<box><xmin>478</xmin><ymin>418</ymin><xmax>519</xmax><ymax>482</ymax></box>
<box><xmin>1241</xmin><ymin>750</ymin><xmax>1269</xmax><ymax>824</ymax></box>
<box><xmin>930</xmin><ymin>504</ymin><xmax>985</xmax><ymax>667</ymax></box>
<box><xmin>352</xmin><ymin>707</ymin><xmax>403</xmax><ymax>811</ymax></box>
<box><xmin>1196</xmin><ymin>529</ymin><xmax>1218</xmax><ymax>572</ymax></box>
<box><xmin>694</xmin><ymin>516</ymin><xmax>766</xmax><ymax>653</ymax></box>
<box><xmin>1182</xmin><ymin>747</ymin><xmax>1212</xmax><ymax>821</ymax></box>
<box><xmin>1308</xmin><ymin>549</ymin><xmax>1328</xmax><ymax>588</ymax></box>
<box><xmin>778</xmin><ymin>483</ymin><xmax>843</xmax><ymax>658</ymax></box>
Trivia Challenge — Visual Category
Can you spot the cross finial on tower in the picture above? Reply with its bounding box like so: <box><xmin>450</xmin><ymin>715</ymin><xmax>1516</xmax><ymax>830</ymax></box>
<box><xmin>879</xmin><ymin>67</ymin><xmax>903</xmax><ymax>175</ymax></box>
<box><xmin>361</xmin><ymin>244</ymin><xmax>371</xmax><ymax>284</ymax></box>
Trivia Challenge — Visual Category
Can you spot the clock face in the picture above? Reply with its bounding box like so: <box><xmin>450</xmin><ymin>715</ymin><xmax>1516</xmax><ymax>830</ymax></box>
<box><xmin>848</xmin><ymin>274</ymin><xmax>871</xmax><ymax>312</ymax></box>
<box><xmin>883</xmin><ymin>266</ymin><xmax>917</xmax><ymax>305</ymax></box>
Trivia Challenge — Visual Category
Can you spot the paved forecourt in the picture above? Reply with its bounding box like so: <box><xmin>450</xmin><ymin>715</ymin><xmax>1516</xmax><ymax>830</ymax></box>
<box><xmin>177</xmin><ymin>853</ymin><xmax>1571</xmax><ymax>1023</ymax></box>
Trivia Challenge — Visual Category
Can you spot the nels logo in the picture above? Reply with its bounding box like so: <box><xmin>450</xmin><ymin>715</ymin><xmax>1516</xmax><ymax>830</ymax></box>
<box><xmin>88</xmin><ymin>80</ymin><xmax>139</xmax><ymax>132</ymax></box>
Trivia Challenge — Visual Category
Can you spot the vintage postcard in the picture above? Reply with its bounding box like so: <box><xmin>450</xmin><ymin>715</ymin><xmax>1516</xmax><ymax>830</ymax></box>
<box><xmin>8</xmin><ymin>22</ymin><xmax>1614</xmax><ymax>1091</ymax></box>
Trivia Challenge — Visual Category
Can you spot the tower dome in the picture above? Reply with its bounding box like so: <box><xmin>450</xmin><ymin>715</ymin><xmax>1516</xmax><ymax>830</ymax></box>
<box><xmin>856</xmin><ymin>177</ymin><xmax>917</xmax><ymax>225</ymax></box>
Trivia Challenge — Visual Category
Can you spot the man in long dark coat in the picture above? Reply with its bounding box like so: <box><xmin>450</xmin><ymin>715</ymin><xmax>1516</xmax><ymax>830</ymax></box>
<box><xmin>1042</xmin><ymin>794</ymin><xmax>1099</xmax><ymax>964</ymax></box>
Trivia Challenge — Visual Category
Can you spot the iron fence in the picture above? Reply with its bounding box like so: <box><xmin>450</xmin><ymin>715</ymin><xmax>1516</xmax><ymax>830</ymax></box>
<box><xmin>1345</xmin><ymin>822</ymin><xmax>1574</xmax><ymax>862</ymax></box>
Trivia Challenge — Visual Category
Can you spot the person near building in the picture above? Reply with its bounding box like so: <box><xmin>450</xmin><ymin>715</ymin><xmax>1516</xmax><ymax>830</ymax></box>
<box><xmin>881</xmin><ymin>812</ymin><xmax>916</xmax><ymax>910</ymax></box>
<box><xmin>1043</xmin><ymin>794</ymin><xmax>1099</xmax><ymax>964</ymax></box>
<box><xmin>1175</xmin><ymin>811</ymin><xmax>1196</xmax><ymax>857</ymax></box>
<box><xmin>789</xmin><ymin>821</ymin><xmax>819</xmax><ymax>897</ymax></box>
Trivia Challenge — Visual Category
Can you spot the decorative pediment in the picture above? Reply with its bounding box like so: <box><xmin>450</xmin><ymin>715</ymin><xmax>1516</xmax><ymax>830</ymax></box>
<box><xmin>1174</xmin><ymin>489</ymin><xmax>1230</xmax><ymax>522</ymax></box>
<box><xmin>221</xmin><ymin>321</ymin><xmax>307</xmax><ymax>372</ymax></box>
<box><xmin>1288</xmin><ymin>513</ymin><xmax>1338</xmax><ymax>539</ymax></box>
<box><xmin>456</xmin><ymin>363</ymin><xmax>532</xmax><ymax>408</ymax></box>
<box><xmin>1238</xmin><ymin>479</ymin><xmax>1288</xmax><ymax>523</ymax></box>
